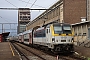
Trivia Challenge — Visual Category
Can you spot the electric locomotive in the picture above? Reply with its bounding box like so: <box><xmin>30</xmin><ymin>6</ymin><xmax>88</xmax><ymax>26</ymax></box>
<box><xmin>33</xmin><ymin>22</ymin><xmax>74</xmax><ymax>53</ymax></box>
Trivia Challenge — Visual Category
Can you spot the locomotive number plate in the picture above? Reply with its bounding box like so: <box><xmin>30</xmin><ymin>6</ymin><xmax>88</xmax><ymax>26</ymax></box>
<box><xmin>61</xmin><ymin>40</ymin><xmax>66</xmax><ymax>42</ymax></box>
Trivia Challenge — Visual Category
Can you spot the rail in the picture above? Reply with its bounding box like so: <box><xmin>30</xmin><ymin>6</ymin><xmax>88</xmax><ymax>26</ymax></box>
<box><xmin>11</xmin><ymin>42</ymin><xmax>30</xmax><ymax>60</ymax></box>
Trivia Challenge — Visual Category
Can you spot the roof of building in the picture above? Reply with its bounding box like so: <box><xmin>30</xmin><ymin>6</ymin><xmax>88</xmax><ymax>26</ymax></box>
<box><xmin>71</xmin><ymin>21</ymin><xmax>90</xmax><ymax>26</ymax></box>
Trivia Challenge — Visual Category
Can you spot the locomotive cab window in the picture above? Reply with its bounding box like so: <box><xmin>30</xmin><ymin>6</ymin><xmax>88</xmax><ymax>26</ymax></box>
<box><xmin>63</xmin><ymin>25</ymin><xmax>72</xmax><ymax>34</ymax></box>
<box><xmin>53</xmin><ymin>24</ymin><xmax>62</xmax><ymax>34</ymax></box>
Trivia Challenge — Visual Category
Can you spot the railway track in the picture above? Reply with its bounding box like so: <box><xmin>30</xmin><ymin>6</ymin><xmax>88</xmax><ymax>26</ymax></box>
<box><xmin>11</xmin><ymin>42</ymin><xmax>29</xmax><ymax>60</ymax></box>
<box><xmin>15</xmin><ymin>43</ymin><xmax>46</xmax><ymax>60</ymax></box>
<box><xmin>11</xmin><ymin>42</ymin><xmax>57</xmax><ymax>60</ymax></box>
<box><xmin>10</xmin><ymin>41</ymin><xmax>86</xmax><ymax>60</ymax></box>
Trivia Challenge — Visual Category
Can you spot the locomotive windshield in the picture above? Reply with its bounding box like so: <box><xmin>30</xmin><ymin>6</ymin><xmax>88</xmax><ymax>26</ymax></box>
<box><xmin>53</xmin><ymin>23</ymin><xmax>72</xmax><ymax>34</ymax></box>
<box><xmin>53</xmin><ymin>24</ymin><xmax>63</xmax><ymax>34</ymax></box>
<box><xmin>63</xmin><ymin>25</ymin><xmax>72</xmax><ymax>34</ymax></box>
<box><xmin>54</xmin><ymin>26</ymin><xmax>62</xmax><ymax>34</ymax></box>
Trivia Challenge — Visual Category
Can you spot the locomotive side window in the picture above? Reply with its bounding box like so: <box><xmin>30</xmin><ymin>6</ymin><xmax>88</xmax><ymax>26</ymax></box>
<box><xmin>46</xmin><ymin>25</ymin><xmax>50</xmax><ymax>34</ymax></box>
<box><xmin>47</xmin><ymin>29</ymin><xmax>48</xmax><ymax>33</ymax></box>
<box><xmin>47</xmin><ymin>29</ymin><xmax>50</xmax><ymax>33</ymax></box>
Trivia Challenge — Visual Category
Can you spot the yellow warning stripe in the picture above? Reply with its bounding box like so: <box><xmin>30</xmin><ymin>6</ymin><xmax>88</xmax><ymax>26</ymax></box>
<box><xmin>51</xmin><ymin>24</ymin><xmax>73</xmax><ymax>36</ymax></box>
<box><xmin>9</xmin><ymin>43</ymin><xmax>15</xmax><ymax>56</ymax></box>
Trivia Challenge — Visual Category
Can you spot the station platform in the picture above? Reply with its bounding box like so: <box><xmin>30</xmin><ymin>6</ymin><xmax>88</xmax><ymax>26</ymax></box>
<box><xmin>1</xmin><ymin>42</ymin><xmax>90</xmax><ymax>60</ymax></box>
<box><xmin>0</xmin><ymin>42</ymin><xmax>20</xmax><ymax>60</ymax></box>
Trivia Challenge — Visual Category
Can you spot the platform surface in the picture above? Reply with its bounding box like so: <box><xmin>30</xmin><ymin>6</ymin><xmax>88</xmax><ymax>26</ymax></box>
<box><xmin>0</xmin><ymin>42</ymin><xmax>20</xmax><ymax>60</ymax></box>
<box><xmin>1</xmin><ymin>42</ymin><xmax>90</xmax><ymax>60</ymax></box>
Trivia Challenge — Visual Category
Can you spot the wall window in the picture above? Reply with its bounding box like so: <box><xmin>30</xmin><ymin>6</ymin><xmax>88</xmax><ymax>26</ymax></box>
<box><xmin>83</xmin><ymin>33</ymin><xmax>86</xmax><ymax>36</ymax></box>
<box><xmin>74</xmin><ymin>33</ymin><xmax>77</xmax><ymax>36</ymax></box>
<box><xmin>78</xmin><ymin>33</ymin><xmax>82</xmax><ymax>36</ymax></box>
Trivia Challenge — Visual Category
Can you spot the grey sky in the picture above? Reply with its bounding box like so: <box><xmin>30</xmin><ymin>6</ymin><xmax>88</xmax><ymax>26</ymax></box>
<box><xmin>0</xmin><ymin>0</ymin><xmax>59</xmax><ymax>35</ymax></box>
<box><xmin>0</xmin><ymin>0</ymin><xmax>59</xmax><ymax>23</ymax></box>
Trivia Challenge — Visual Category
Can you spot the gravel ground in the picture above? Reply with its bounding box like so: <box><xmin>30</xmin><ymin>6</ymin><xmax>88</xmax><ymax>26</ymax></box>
<box><xmin>74</xmin><ymin>46</ymin><xmax>90</xmax><ymax>58</ymax></box>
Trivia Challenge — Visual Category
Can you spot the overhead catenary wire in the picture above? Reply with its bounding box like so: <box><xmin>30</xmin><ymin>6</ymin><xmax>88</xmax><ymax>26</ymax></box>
<box><xmin>30</xmin><ymin>0</ymin><xmax>38</xmax><ymax>19</ymax></box>
<box><xmin>30</xmin><ymin>0</ymin><xmax>37</xmax><ymax>8</ymax></box>
<box><xmin>31</xmin><ymin>10</ymin><xmax>41</xmax><ymax>20</ymax></box>
<box><xmin>18</xmin><ymin>0</ymin><xmax>46</xmax><ymax>8</ymax></box>
<box><xmin>0</xmin><ymin>15</ymin><xmax>17</xmax><ymax>23</ymax></box>
<box><xmin>5</xmin><ymin>0</ymin><xmax>18</xmax><ymax>8</ymax></box>
<box><xmin>25</xmin><ymin>0</ymin><xmax>31</xmax><ymax>7</ymax></box>
<box><xmin>0</xmin><ymin>0</ymin><xmax>59</xmax><ymax>35</ymax></box>
<box><xmin>2</xmin><ymin>16</ymin><xmax>17</xmax><ymax>23</ymax></box>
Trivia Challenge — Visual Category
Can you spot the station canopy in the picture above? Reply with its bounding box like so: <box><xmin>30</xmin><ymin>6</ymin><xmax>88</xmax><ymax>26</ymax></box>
<box><xmin>0</xmin><ymin>32</ymin><xmax>10</xmax><ymax>42</ymax></box>
<box><xmin>2</xmin><ymin>32</ymin><xmax>10</xmax><ymax>37</ymax></box>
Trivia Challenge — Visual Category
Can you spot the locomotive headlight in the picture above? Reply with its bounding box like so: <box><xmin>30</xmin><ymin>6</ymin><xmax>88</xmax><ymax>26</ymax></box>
<box><xmin>52</xmin><ymin>38</ymin><xmax>55</xmax><ymax>42</ymax></box>
<box><xmin>71</xmin><ymin>38</ymin><xmax>74</xmax><ymax>42</ymax></box>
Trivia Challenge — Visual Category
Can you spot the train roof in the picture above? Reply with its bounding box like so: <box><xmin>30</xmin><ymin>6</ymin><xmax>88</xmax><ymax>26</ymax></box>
<box><xmin>35</xmin><ymin>27</ymin><xmax>45</xmax><ymax>31</ymax></box>
<box><xmin>42</xmin><ymin>21</ymin><xmax>71</xmax><ymax>27</ymax></box>
<box><xmin>17</xmin><ymin>33</ymin><xmax>23</xmax><ymax>36</ymax></box>
<box><xmin>23</xmin><ymin>29</ymin><xmax>32</xmax><ymax>34</ymax></box>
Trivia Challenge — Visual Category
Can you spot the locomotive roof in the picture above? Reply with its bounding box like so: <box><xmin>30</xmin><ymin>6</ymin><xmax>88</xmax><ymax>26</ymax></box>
<box><xmin>42</xmin><ymin>21</ymin><xmax>70</xmax><ymax>27</ymax></box>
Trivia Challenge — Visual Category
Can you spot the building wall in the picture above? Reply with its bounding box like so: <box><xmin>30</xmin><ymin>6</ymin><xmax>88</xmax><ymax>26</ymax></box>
<box><xmin>26</xmin><ymin>0</ymin><xmax>86</xmax><ymax>30</ymax></box>
<box><xmin>72</xmin><ymin>22</ymin><xmax>90</xmax><ymax>45</ymax></box>
<box><xmin>64</xmin><ymin>0</ymin><xmax>86</xmax><ymax>24</ymax></box>
<box><xmin>19</xmin><ymin>25</ymin><xmax>26</xmax><ymax>33</ymax></box>
<box><xmin>26</xmin><ymin>1</ymin><xmax>63</xmax><ymax>30</ymax></box>
<box><xmin>60</xmin><ymin>4</ymin><xmax>64</xmax><ymax>23</ymax></box>
<box><xmin>87</xmin><ymin>0</ymin><xmax>90</xmax><ymax>21</ymax></box>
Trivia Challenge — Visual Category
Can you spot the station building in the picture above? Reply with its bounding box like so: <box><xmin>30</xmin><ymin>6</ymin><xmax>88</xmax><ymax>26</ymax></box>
<box><xmin>26</xmin><ymin>0</ymin><xmax>90</xmax><ymax>45</ymax></box>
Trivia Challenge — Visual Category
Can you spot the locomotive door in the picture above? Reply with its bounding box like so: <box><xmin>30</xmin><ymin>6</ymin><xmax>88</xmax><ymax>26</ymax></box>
<box><xmin>21</xmin><ymin>35</ymin><xmax>24</xmax><ymax>43</ymax></box>
<box><xmin>46</xmin><ymin>28</ymin><xmax>51</xmax><ymax>43</ymax></box>
<box><xmin>29</xmin><ymin>33</ymin><xmax>32</xmax><ymax>44</ymax></box>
